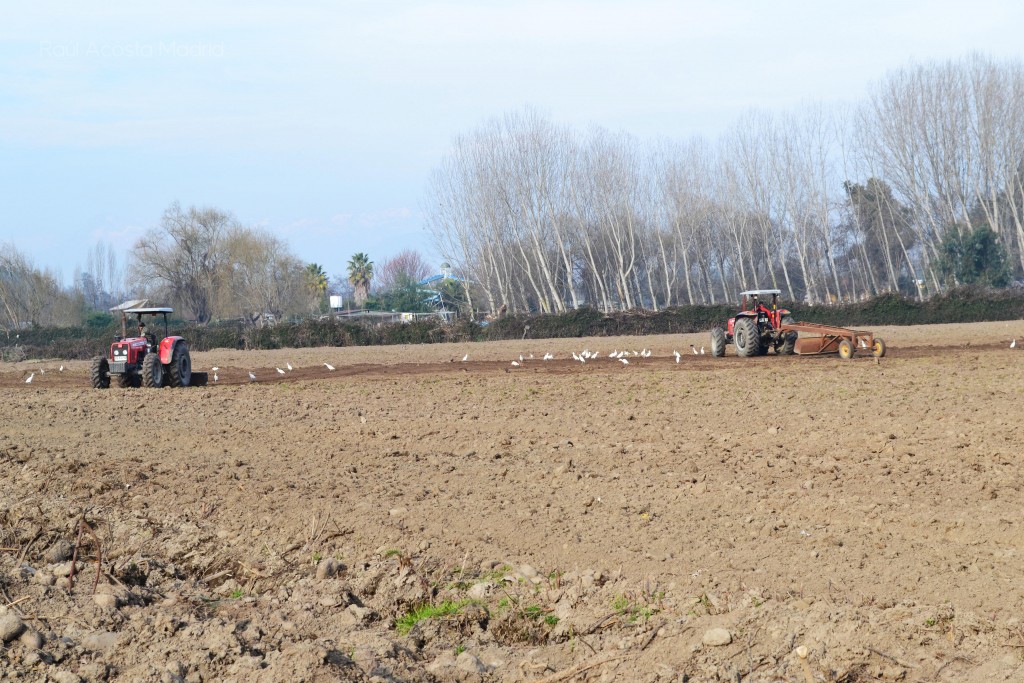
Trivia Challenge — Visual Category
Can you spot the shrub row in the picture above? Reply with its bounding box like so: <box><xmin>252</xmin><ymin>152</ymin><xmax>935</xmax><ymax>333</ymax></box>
<box><xmin>3</xmin><ymin>287</ymin><xmax>1022</xmax><ymax>361</ymax></box>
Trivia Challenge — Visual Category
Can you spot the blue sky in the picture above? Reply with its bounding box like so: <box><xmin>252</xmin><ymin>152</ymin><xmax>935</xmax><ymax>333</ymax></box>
<box><xmin>1</xmin><ymin>0</ymin><xmax>1022</xmax><ymax>284</ymax></box>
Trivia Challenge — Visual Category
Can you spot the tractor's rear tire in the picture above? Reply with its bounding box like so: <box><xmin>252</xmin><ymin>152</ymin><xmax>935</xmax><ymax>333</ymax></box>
<box><xmin>142</xmin><ymin>352</ymin><xmax>164</xmax><ymax>388</ymax></box>
<box><xmin>872</xmin><ymin>337</ymin><xmax>887</xmax><ymax>358</ymax></box>
<box><xmin>779</xmin><ymin>316</ymin><xmax>797</xmax><ymax>355</ymax></box>
<box><xmin>90</xmin><ymin>357</ymin><xmax>110</xmax><ymax>389</ymax></box>
<box><xmin>168</xmin><ymin>342</ymin><xmax>192</xmax><ymax>387</ymax></box>
<box><xmin>710</xmin><ymin>327</ymin><xmax>727</xmax><ymax>357</ymax></box>
<box><xmin>734</xmin><ymin>318</ymin><xmax>760</xmax><ymax>358</ymax></box>
<box><xmin>838</xmin><ymin>339</ymin><xmax>854</xmax><ymax>360</ymax></box>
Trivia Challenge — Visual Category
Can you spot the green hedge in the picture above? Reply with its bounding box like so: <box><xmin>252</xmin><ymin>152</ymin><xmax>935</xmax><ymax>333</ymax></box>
<box><xmin>3</xmin><ymin>287</ymin><xmax>1022</xmax><ymax>361</ymax></box>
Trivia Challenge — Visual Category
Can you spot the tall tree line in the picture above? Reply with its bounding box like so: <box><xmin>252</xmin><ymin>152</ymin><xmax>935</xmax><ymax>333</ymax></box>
<box><xmin>427</xmin><ymin>54</ymin><xmax>1024</xmax><ymax>312</ymax></box>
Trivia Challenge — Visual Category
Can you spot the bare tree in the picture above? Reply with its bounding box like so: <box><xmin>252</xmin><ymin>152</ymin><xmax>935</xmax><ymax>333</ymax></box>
<box><xmin>0</xmin><ymin>243</ymin><xmax>71</xmax><ymax>330</ymax></box>
<box><xmin>130</xmin><ymin>203</ymin><xmax>234</xmax><ymax>323</ymax></box>
<box><xmin>375</xmin><ymin>249</ymin><xmax>433</xmax><ymax>293</ymax></box>
<box><xmin>221</xmin><ymin>228</ymin><xmax>306</xmax><ymax>326</ymax></box>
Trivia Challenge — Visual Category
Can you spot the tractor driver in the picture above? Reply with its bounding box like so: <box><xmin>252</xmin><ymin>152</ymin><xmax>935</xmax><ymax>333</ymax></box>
<box><xmin>138</xmin><ymin>321</ymin><xmax>155</xmax><ymax>350</ymax></box>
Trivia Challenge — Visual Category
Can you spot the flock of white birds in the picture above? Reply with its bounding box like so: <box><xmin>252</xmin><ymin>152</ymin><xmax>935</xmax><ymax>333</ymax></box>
<box><xmin>468</xmin><ymin>343</ymin><xmax>712</xmax><ymax>367</ymax></box>
<box><xmin>244</xmin><ymin>361</ymin><xmax>334</xmax><ymax>382</ymax></box>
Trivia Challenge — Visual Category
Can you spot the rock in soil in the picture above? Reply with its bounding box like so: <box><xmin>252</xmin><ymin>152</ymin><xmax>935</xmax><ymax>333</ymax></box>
<box><xmin>456</xmin><ymin>651</ymin><xmax>487</xmax><ymax>673</ymax></box>
<box><xmin>702</xmin><ymin>628</ymin><xmax>732</xmax><ymax>647</ymax></box>
<box><xmin>0</xmin><ymin>610</ymin><xmax>25</xmax><ymax>642</ymax></box>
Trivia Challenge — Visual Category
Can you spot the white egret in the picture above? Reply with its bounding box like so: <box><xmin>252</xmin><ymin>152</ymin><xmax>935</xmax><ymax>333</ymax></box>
<box><xmin>287</xmin><ymin>362</ymin><xmax>293</xmax><ymax>371</ymax></box>
<box><xmin>276</xmin><ymin>368</ymin><xmax>285</xmax><ymax>374</ymax></box>
<box><xmin>673</xmin><ymin>350</ymin><xmax>681</xmax><ymax>363</ymax></box>
<box><xmin>619</xmin><ymin>358</ymin><xmax>629</xmax><ymax>365</ymax></box>
<box><xmin>248</xmin><ymin>372</ymin><xmax>256</xmax><ymax>381</ymax></box>
<box><xmin>511</xmin><ymin>360</ymin><xmax>520</xmax><ymax>366</ymax></box>
<box><xmin>25</xmin><ymin>373</ymin><xmax>34</xmax><ymax>383</ymax></box>
<box><xmin>324</xmin><ymin>363</ymin><xmax>335</xmax><ymax>371</ymax></box>
<box><xmin>1012</xmin><ymin>339</ymin><xmax>1017</xmax><ymax>349</ymax></box>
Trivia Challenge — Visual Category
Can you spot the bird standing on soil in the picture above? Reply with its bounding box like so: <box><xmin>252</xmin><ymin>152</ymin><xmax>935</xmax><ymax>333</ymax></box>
<box><xmin>213</xmin><ymin>372</ymin><xmax>219</xmax><ymax>382</ymax></box>
<box><xmin>212</xmin><ymin>366</ymin><xmax>220</xmax><ymax>372</ymax></box>
<box><xmin>511</xmin><ymin>360</ymin><xmax>520</xmax><ymax>366</ymax></box>
<box><xmin>690</xmin><ymin>345</ymin><xmax>698</xmax><ymax>355</ymax></box>
<box><xmin>25</xmin><ymin>373</ymin><xmax>34</xmax><ymax>383</ymax></box>
<box><xmin>287</xmin><ymin>362</ymin><xmax>293</xmax><ymax>371</ymax></box>
<box><xmin>1012</xmin><ymin>339</ymin><xmax>1017</xmax><ymax>349</ymax></box>
<box><xmin>276</xmin><ymin>367</ymin><xmax>285</xmax><ymax>374</ymax></box>
<box><xmin>248</xmin><ymin>372</ymin><xmax>256</xmax><ymax>381</ymax></box>
<box><xmin>673</xmin><ymin>350</ymin><xmax>681</xmax><ymax>363</ymax></box>
<box><xmin>324</xmin><ymin>363</ymin><xmax>335</xmax><ymax>371</ymax></box>
<box><xmin>462</xmin><ymin>354</ymin><xmax>469</xmax><ymax>361</ymax></box>
<box><xmin>543</xmin><ymin>353</ymin><xmax>553</xmax><ymax>360</ymax></box>
<box><xmin>59</xmin><ymin>365</ymin><xmax>64</xmax><ymax>372</ymax></box>
<box><xmin>619</xmin><ymin>358</ymin><xmax>629</xmax><ymax>365</ymax></box>
<box><xmin>700</xmin><ymin>346</ymin><xmax>705</xmax><ymax>355</ymax></box>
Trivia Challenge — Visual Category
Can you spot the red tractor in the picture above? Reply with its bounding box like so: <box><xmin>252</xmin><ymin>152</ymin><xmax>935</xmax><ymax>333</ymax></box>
<box><xmin>90</xmin><ymin>307</ymin><xmax>206</xmax><ymax>389</ymax></box>
<box><xmin>710</xmin><ymin>289</ymin><xmax>797</xmax><ymax>357</ymax></box>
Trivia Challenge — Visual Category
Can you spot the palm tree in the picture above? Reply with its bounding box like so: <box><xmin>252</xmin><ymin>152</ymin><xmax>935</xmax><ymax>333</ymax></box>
<box><xmin>347</xmin><ymin>253</ymin><xmax>374</xmax><ymax>308</ymax></box>
<box><xmin>304</xmin><ymin>263</ymin><xmax>328</xmax><ymax>312</ymax></box>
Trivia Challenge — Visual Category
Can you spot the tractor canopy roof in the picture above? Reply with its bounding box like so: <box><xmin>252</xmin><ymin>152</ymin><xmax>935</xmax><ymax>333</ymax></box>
<box><xmin>740</xmin><ymin>289</ymin><xmax>781</xmax><ymax>297</ymax></box>
<box><xmin>123</xmin><ymin>307</ymin><xmax>174</xmax><ymax>315</ymax></box>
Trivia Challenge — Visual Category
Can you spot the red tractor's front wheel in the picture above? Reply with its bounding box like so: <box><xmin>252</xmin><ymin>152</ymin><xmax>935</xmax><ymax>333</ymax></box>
<box><xmin>778</xmin><ymin>316</ymin><xmax>797</xmax><ymax>355</ymax></box>
<box><xmin>142</xmin><ymin>352</ymin><xmax>164</xmax><ymax>388</ymax></box>
<box><xmin>90</xmin><ymin>357</ymin><xmax>110</xmax><ymax>389</ymax></box>
<box><xmin>710</xmin><ymin>327</ymin><xmax>727</xmax><ymax>357</ymax></box>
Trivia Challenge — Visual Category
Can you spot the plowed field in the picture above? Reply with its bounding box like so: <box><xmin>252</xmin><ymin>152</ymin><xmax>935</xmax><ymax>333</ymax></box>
<box><xmin>1</xmin><ymin>320</ymin><xmax>1023</xmax><ymax>682</ymax></box>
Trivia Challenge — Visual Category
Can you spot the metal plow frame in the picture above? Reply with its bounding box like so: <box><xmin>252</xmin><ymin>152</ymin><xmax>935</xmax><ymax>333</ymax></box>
<box><xmin>780</xmin><ymin>321</ymin><xmax>881</xmax><ymax>358</ymax></box>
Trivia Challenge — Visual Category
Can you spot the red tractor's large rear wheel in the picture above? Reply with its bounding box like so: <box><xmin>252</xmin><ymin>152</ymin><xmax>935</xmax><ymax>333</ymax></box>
<box><xmin>142</xmin><ymin>352</ymin><xmax>164</xmax><ymax>388</ymax></box>
<box><xmin>168</xmin><ymin>342</ymin><xmax>192</xmax><ymax>387</ymax></box>
<box><xmin>90</xmin><ymin>357</ymin><xmax>110</xmax><ymax>389</ymax></box>
<box><xmin>734</xmin><ymin>318</ymin><xmax>761</xmax><ymax>357</ymax></box>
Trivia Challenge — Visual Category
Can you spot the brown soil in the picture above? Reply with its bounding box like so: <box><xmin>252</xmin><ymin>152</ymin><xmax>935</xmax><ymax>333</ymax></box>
<box><xmin>1</xmin><ymin>320</ymin><xmax>1023</xmax><ymax>682</ymax></box>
